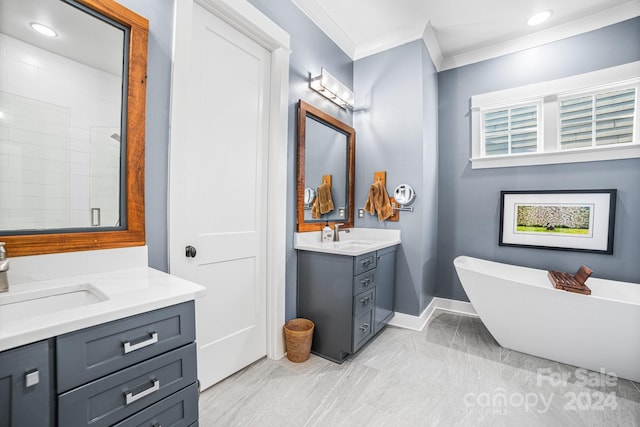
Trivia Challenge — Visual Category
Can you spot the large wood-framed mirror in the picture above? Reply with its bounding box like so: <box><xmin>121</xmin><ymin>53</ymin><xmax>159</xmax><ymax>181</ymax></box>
<box><xmin>297</xmin><ymin>100</ymin><xmax>355</xmax><ymax>232</ymax></box>
<box><xmin>0</xmin><ymin>0</ymin><xmax>148</xmax><ymax>256</ymax></box>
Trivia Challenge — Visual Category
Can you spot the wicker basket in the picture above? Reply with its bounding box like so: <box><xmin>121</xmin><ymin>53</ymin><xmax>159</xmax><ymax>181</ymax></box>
<box><xmin>283</xmin><ymin>318</ymin><xmax>314</xmax><ymax>363</ymax></box>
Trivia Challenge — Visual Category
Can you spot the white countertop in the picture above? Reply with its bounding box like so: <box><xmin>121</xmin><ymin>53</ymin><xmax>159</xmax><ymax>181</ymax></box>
<box><xmin>0</xmin><ymin>267</ymin><xmax>206</xmax><ymax>352</ymax></box>
<box><xmin>294</xmin><ymin>228</ymin><xmax>401</xmax><ymax>256</ymax></box>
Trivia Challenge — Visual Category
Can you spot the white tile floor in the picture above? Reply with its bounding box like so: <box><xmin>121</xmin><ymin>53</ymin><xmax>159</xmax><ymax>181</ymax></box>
<box><xmin>199</xmin><ymin>311</ymin><xmax>640</xmax><ymax>426</ymax></box>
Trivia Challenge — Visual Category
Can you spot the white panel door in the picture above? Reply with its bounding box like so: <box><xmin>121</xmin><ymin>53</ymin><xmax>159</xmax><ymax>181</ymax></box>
<box><xmin>169</xmin><ymin>3</ymin><xmax>271</xmax><ymax>390</ymax></box>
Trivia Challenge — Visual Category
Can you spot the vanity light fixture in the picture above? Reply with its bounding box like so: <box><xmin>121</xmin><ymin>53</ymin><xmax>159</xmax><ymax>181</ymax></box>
<box><xmin>527</xmin><ymin>10</ymin><xmax>552</xmax><ymax>26</ymax></box>
<box><xmin>30</xmin><ymin>22</ymin><xmax>58</xmax><ymax>37</ymax></box>
<box><xmin>309</xmin><ymin>68</ymin><xmax>355</xmax><ymax>109</ymax></box>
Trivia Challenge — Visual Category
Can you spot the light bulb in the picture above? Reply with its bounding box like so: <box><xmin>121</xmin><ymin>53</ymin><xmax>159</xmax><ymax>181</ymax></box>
<box><xmin>527</xmin><ymin>10</ymin><xmax>552</xmax><ymax>26</ymax></box>
<box><xmin>30</xmin><ymin>23</ymin><xmax>57</xmax><ymax>37</ymax></box>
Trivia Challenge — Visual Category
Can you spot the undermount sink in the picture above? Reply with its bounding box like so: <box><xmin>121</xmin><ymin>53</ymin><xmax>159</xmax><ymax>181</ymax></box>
<box><xmin>0</xmin><ymin>284</ymin><xmax>108</xmax><ymax>323</ymax></box>
<box><xmin>332</xmin><ymin>240</ymin><xmax>381</xmax><ymax>249</ymax></box>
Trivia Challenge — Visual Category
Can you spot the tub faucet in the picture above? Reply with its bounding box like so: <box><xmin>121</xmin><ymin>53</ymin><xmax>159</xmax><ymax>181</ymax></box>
<box><xmin>0</xmin><ymin>242</ymin><xmax>8</xmax><ymax>293</ymax></box>
<box><xmin>333</xmin><ymin>223</ymin><xmax>350</xmax><ymax>242</ymax></box>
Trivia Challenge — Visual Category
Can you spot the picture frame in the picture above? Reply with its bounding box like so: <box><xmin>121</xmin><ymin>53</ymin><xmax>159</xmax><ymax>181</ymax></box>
<box><xmin>499</xmin><ymin>189</ymin><xmax>617</xmax><ymax>254</ymax></box>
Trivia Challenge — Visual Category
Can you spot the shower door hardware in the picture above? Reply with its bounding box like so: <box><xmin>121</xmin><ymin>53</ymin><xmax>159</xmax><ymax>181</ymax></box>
<box><xmin>185</xmin><ymin>246</ymin><xmax>197</xmax><ymax>258</ymax></box>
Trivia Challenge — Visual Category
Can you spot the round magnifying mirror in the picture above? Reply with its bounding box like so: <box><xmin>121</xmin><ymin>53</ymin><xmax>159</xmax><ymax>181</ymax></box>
<box><xmin>304</xmin><ymin>187</ymin><xmax>316</xmax><ymax>205</ymax></box>
<box><xmin>393</xmin><ymin>184</ymin><xmax>415</xmax><ymax>205</ymax></box>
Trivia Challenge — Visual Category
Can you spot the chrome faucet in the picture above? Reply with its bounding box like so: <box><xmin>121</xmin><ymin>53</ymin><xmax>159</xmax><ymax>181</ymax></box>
<box><xmin>0</xmin><ymin>242</ymin><xmax>8</xmax><ymax>293</ymax></box>
<box><xmin>333</xmin><ymin>223</ymin><xmax>350</xmax><ymax>242</ymax></box>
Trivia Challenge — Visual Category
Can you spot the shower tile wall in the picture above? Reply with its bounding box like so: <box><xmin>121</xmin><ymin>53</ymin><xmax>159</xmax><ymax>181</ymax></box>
<box><xmin>0</xmin><ymin>34</ymin><xmax>121</xmax><ymax>230</ymax></box>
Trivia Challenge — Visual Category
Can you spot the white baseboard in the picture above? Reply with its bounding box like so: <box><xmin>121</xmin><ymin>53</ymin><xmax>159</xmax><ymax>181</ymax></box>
<box><xmin>388</xmin><ymin>297</ymin><xmax>478</xmax><ymax>332</ymax></box>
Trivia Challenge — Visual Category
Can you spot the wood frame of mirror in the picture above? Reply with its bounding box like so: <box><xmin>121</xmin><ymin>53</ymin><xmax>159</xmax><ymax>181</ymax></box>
<box><xmin>297</xmin><ymin>100</ymin><xmax>355</xmax><ymax>232</ymax></box>
<box><xmin>0</xmin><ymin>0</ymin><xmax>148</xmax><ymax>257</ymax></box>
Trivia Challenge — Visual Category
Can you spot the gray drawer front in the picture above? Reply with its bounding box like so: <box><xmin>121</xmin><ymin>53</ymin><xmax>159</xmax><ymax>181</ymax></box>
<box><xmin>353</xmin><ymin>252</ymin><xmax>376</xmax><ymax>275</ymax></box>
<box><xmin>352</xmin><ymin>289</ymin><xmax>375</xmax><ymax>316</ymax></box>
<box><xmin>352</xmin><ymin>309</ymin><xmax>373</xmax><ymax>352</ymax></box>
<box><xmin>57</xmin><ymin>301</ymin><xmax>195</xmax><ymax>393</ymax></box>
<box><xmin>352</xmin><ymin>269</ymin><xmax>377</xmax><ymax>295</ymax></box>
<box><xmin>58</xmin><ymin>343</ymin><xmax>197</xmax><ymax>427</ymax></box>
<box><xmin>113</xmin><ymin>382</ymin><xmax>198</xmax><ymax>427</ymax></box>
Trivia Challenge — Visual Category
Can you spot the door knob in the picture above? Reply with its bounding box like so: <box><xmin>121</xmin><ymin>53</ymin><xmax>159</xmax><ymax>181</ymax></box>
<box><xmin>185</xmin><ymin>245</ymin><xmax>197</xmax><ymax>258</ymax></box>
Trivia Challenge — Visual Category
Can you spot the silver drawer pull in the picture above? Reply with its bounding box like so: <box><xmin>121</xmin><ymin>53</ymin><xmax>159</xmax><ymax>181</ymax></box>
<box><xmin>123</xmin><ymin>332</ymin><xmax>159</xmax><ymax>354</ymax></box>
<box><xmin>360</xmin><ymin>278</ymin><xmax>372</xmax><ymax>287</ymax></box>
<box><xmin>25</xmin><ymin>370</ymin><xmax>40</xmax><ymax>387</ymax></box>
<box><xmin>360</xmin><ymin>296</ymin><xmax>371</xmax><ymax>305</ymax></box>
<box><xmin>125</xmin><ymin>379</ymin><xmax>160</xmax><ymax>404</ymax></box>
<box><xmin>359</xmin><ymin>323</ymin><xmax>370</xmax><ymax>332</ymax></box>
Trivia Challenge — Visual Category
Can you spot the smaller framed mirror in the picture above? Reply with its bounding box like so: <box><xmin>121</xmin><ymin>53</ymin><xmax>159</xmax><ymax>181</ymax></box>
<box><xmin>297</xmin><ymin>100</ymin><xmax>355</xmax><ymax>232</ymax></box>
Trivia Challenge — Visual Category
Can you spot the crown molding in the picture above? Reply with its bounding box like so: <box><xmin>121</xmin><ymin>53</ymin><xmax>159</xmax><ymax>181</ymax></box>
<box><xmin>292</xmin><ymin>0</ymin><xmax>640</xmax><ymax>71</ymax></box>
<box><xmin>422</xmin><ymin>21</ymin><xmax>444</xmax><ymax>71</ymax></box>
<box><xmin>290</xmin><ymin>0</ymin><xmax>356</xmax><ymax>58</ymax></box>
<box><xmin>439</xmin><ymin>1</ymin><xmax>640</xmax><ymax>70</ymax></box>
<box><xmin>353</xmin><ymin>23</ymin><xmax>425</xmax><ymax>60</ymax></box>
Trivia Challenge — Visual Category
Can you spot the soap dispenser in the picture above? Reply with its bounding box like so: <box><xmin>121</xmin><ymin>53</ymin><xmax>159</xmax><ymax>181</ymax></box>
<box><xmin>322</xmin><ymin>222</ymin><xmax>334</xmax><ymax>242</ymax></box>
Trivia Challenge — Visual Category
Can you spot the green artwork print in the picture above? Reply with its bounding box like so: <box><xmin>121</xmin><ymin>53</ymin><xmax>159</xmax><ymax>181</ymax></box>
<box><xmin>516</xmin><ymin>204</ymin><xmax>592</xmax><ymax>235</ymax></box>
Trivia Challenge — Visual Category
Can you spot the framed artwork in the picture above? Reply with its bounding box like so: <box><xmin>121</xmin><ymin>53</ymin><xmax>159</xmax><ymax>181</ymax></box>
<box><xmin>499</xmin><ymin>189</ymin><xmax>617</xmax><ymax>254</ymax></box>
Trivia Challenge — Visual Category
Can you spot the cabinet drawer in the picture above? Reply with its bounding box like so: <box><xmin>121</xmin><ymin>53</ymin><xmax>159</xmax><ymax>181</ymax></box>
<box><xmin>113</xmin><ymin>382</ymin><xmax>198</xmax><ymax>427</ymax></box>
<box><xmin>57</xmin><ymin>301</ymin><xmax>195</xmax><ymax>393</ymax></box>
<box><xmin>58</xmin><ymin>343</ymin><xmax>197</xmax><ymax>427</ymax></box>
<box><xmin>353</xmin><ymin>269</ymin><xmax>377</xmax><ymax>295</ymax></box>
<box><xmin>352</xmin><ymin>289</ymin><xmax>375</xmax><ymax>316</ymax></box>
<box><xmin>352</xmin><ymin>309</ymin><xmax>373</xmax><ymax>352</ymax></box>
<box><xmin>353</xmin><ymin>252</ymin><xmax>376</xmax><ymax>275</ymax></box>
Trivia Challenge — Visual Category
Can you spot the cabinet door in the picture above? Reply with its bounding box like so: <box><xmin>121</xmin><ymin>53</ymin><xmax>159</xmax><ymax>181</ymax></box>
<box><xmin>0</xmin><ymin>340</ymin><xmax>52</xmax><ymax>427</ymax></box>
<box><xmin>297</xmin><ymin>251</ymin><xmax>354</xmax><ymax>363</ymax></box>
<box><xmin>374</xmin><ymin>246</ymin><xmax>397</xmax><ymax>333</ymax></box>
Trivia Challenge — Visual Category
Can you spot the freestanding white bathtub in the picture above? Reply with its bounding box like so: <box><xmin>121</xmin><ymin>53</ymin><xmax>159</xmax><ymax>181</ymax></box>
<box><xmin>454</xmin><ymin>256</ymin><xmax>640</xmax><ymax>383</ymax></box>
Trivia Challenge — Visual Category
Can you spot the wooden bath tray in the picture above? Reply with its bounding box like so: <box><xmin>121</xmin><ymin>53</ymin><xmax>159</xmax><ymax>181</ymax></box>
<box><xmin>548</xmin><ymin>265</ymin><xmax>592</xmax><ymax>295</ymax></box>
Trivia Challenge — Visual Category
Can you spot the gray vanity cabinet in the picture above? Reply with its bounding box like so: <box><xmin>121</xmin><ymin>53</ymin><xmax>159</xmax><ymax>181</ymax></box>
<box><xmin>0</xmin><ymin>340</ymin><xmax>53</xmax><ymax>427</ymax></box>
<box><xmin>297</xmin><ymin>246</ymin><xmax>397</xmax><ymax>363</ymax></box>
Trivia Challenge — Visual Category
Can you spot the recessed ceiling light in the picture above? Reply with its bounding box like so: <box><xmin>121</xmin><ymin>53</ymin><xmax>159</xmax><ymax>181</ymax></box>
<box><xmin>30</xmin><ymin>22</ymin><xmax>57</xmax><ymax>37</ymax></box>
<box><xmin>527</xmin><ymin>10</ymin><xmax>552</xmax><ymax>26</ymax></box>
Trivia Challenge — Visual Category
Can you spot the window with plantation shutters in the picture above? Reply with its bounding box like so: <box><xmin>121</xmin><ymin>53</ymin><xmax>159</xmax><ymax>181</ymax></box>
<box><xmin>560</xmin><ymin>87</ymin><xmax>636</xmax><ymax>150</ymax></box>
<box><xmin>470</xmin><ymin>62</ymin><xmax>640</xmax><ymax>169</ymax></box>
<box><xmin>483</xmin><ymin>104</ymin><xmax>539</xmax><ymax>156</ymax></box>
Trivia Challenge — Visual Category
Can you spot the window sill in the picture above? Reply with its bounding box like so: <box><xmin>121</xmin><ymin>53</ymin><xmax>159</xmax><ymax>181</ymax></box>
<box><xmin>470</xmin><ymin>143</ymin><xmax>640</xmax><ymax>169</ymax></box>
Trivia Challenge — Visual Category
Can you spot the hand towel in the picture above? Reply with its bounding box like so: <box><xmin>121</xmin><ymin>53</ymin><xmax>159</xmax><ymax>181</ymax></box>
<box><xmin>364</xmin><ymin>180</ymin><xmax>393</xmax><ymax>221</ymax></box>
<box><xmin>364</xmin><ymin>182</ymin><xmax>379</xmax><ymax>215</ymax></box>
<box><xmin>317</xmin><ymin>182</ymin><xmax>334</xmax><ymax>214</ymax></box>
<box><xmin>311</xmin><ymin>196</ymin><xmax>321</xmax><ymax>219</ymax></box>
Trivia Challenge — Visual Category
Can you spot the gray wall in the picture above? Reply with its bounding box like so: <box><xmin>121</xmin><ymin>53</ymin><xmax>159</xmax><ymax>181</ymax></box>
<box><xmin>123</xmin><ymin>0</ymin><xmax>639</xmax><ymax>316</ymax></box>
<box><xmin>353</xmin><ymin>41</ymin><xmax>439</xmax><ymax>316</ymax></box>
<box><xmin>118</xmin><ymin>0</ymin><xmax>174</xmax><ymax>272</ymax></box>
<box><xmin>248</xmin><ymin>0</ymin><xmax>354</xmax><ymax>319</ymax></box>
<box><xmin>436</xmin><ymin>17</ymin><xmax>640</xmax><ymax>301</ymax></box>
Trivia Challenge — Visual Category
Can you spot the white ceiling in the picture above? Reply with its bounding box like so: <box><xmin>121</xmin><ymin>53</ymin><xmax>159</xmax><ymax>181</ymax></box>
<box><xmin>0</xmin><ymin>0</ymin><xmax>124</xmax><ymax>76</ymax></box>
<box><xmin>292</xmin><ymin>0</ymin><xmax>640</xmax><ymax>70</ymax></box>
